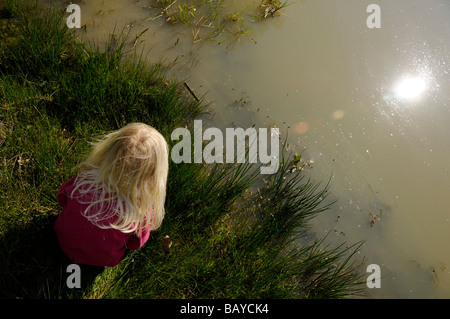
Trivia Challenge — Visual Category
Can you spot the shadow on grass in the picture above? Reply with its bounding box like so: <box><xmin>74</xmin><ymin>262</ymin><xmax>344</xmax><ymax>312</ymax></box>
<box><xmin>0</xmin><ymin>212</ymin><xmax>104</xmax><ymax>298</ymax></box>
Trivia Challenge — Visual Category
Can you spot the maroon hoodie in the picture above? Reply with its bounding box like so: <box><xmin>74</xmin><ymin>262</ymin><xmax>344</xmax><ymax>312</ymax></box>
<box><xmin>54</xmin><ymin>176</ymin><xmax>150</xmax><ymax>267</ymax></box>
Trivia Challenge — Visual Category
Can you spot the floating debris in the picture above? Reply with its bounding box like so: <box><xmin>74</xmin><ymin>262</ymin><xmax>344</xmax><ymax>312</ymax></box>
<box><xmin>369</xmin><ymin>209</ymin><xmax>383</xmax><ymax>227</ymax></box>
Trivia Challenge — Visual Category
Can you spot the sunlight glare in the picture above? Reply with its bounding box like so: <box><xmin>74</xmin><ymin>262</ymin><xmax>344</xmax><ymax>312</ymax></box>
<box><xmin>394</xmin><ymin>77</ymin><xmax>427</xmax><ymax>100</ymax></box>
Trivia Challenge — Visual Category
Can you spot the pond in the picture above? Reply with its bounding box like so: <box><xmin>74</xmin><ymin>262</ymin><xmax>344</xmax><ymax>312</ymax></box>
<box><xmin>41</xmin><ymin>0</ymin><xmax>450</xmax><ymax>298</ymax></box>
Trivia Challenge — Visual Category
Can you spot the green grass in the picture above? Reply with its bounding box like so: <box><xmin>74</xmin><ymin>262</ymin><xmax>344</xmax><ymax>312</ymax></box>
<box><xmin>0</xmin><ymin>0</ymin><xmax>365</xmax><ymax>299</ymax></box>
<box><xmin>148</xmin><ymin>0</ymin><xmax>293</xmax><ymax>43</ymax></box>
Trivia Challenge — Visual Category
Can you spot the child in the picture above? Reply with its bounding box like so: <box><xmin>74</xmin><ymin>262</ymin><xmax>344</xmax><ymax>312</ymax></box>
<box><xmin>54</xmin><ymin>123</ymin><xmax>169</xmax><ymax>267</ymax></box>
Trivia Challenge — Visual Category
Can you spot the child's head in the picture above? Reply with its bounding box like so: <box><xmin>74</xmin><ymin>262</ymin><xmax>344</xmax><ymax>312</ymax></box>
<box><xmin>74</xmin><ymin>123</ymin><xmax>169</xmax><ymax>234</ymax></box>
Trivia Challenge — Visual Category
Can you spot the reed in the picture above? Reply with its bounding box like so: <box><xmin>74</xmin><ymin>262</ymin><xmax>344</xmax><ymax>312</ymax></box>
<box><xmin>259</xmin><ymin>0</ymin><xmax>293</xmax><ymax>19</ymax></box>
<box><xmin>148</xmin><ymin>0</ymin><xmax>290</xmax><ymax>43</ymax></box>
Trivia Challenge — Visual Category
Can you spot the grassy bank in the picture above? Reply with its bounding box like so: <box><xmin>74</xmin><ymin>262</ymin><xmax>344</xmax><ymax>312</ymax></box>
<box><xmin>0</xmin><ymin>0</ymin><xmax>364</xmax><ymax>299</ymax></box>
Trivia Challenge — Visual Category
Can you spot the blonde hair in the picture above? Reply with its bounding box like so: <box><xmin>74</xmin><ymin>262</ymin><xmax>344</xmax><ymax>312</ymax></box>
<box><xmin>71</xmin><ymin>123</ymin><xmax>169</xmax><ymax>235</ymax></box>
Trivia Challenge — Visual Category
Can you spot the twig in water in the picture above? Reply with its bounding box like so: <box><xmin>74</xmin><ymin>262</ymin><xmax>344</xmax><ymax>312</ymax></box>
<box><xmin>183</xmin><ymin>82</ymin><xmax>200</xmax><ymax>101</ymax></box>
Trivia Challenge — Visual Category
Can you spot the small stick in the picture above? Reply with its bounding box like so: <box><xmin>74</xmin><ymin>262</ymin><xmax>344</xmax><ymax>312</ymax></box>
<box><xmin>184</xmin><ymin>82</ymin><xmax>200</xmax><ymax>102</ymax></box>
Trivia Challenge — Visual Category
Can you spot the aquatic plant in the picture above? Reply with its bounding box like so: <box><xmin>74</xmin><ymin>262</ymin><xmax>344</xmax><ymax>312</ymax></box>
<box><xmin>259</xmin><ymin>0</ymin><xmax>293</xmax><ymax>19</ymax></box>
<box><xmin>148</xmin><ymin>0</ymin><xmax>285</xmax><ymax>43</ymax></box>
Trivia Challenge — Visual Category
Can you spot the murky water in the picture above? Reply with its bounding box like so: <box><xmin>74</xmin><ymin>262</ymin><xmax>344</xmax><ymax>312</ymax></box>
<box><xmin>41</xmin><ymin>0</ymin><xmax>450</xmax><ymax>298</ymax></box>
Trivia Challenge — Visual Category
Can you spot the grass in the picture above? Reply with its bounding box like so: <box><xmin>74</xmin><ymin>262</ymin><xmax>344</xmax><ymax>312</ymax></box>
<box><xmin>259</xmin><ymin>0</ymin><xmax>294</xmax><ymax>19</ymax></box>
<box><xmin>0</xmin><ymin>0</ymin><xmax>365</xmax><ymax>299</ymax></box>
<box><xmin>148</xmin><ymin>0</ymin><xmax>293</xmax><ymax>43</ymax></box>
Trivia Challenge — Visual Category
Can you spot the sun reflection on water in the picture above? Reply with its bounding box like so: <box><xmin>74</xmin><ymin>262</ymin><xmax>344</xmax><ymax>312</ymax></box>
<box><xmin>381</xmin><ymin>70</ymin><xmax>435</xmax><ymax>112</ymax></box>
<box><xmin>394</xmin><ymin>76</ymin><xmax>428</xmax><ymax>100</ymax></box>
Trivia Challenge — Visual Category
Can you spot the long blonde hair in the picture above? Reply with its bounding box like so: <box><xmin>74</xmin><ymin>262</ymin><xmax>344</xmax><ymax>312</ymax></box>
<box><xmin>71</xmin><ymin>123</ymin><xmax>169</xmax><ymax>235</ymax></box>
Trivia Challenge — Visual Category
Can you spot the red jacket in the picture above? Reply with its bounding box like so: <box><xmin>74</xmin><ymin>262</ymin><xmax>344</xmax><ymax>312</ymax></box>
<box><xmin>54</xmin><ymin>176</ymin><xmax>150</xmax><ymax>267</ymax></box>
